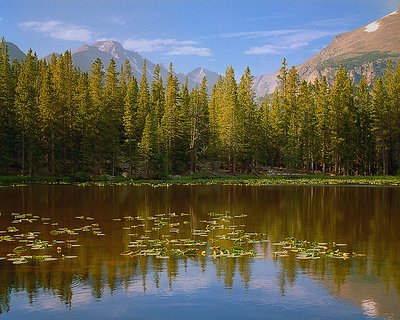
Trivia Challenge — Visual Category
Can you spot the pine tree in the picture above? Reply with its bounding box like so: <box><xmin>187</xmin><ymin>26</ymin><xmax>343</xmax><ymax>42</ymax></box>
<box><xmin>268</xmin><ymin>89</ymin><xmax>284</xmax><ymax>167</ymax></box>
<box><xmin>329</xmin><ymin>65</ymin><xmax>355</xmax><ymax>174</ymax></box>
<box><xmin>38</xmin><ymin>67</ymin><xmax>57</xmax><ymax>174</ymax></box>
<box><xmin>160</xmin><ymin>63</ymin><xmax>183</xmax><ymax>174</ymax></box>
<box><xmin>237</xmin><ymin>66</ymin><xmax>259</xmax><ymax>171</ymax></box>
<box><xmin>354</xmin><ymin>77</ymin><xmax>375</xmax><ymax>174</ymax></box>
<box><xmin>119</xmin><ymin>59</ymin><xmax>132</xmax><ymax>100</ymax></box>
<box><xmin>103</xmin><ymin>58</ymin><xmax>121</xmax><ymax>175</ymax></box>
<box><xmin>0</xmin><ymin>38</ymin><xmax>17</xmax><ymax>171</ymax></box>
<box><xmin>14</xmin><ymin>49</ymin><xmax>40</xmax><ymax>175</ymax></box>
<box><xmin>383</xmin><ymin>62</ymin><xmax>400</xmax><ymax>174</ymax></box>
<box><xmin>314</xmin><ymin>77</ymin><xmax>333</xmax><ymax>173</ymax></box>
<box><xmin>187</xmin><ymin>77</ymin><xmax>209</xmax><ymax>173</ymax></box>
<box><xmin>218</xmin><ymin>66</ymin><xmax>239</xmax><ymax>173</ymax></box>
<box><xmin>73</xmin><ymin>71</ymin><xmax>92</xmax><ymax>172</ymax></box>
<box><xmin>371</xmin><ymin>77</ymin><xmax>389</xmax><ymax>174</ymax></box>
<box><xmin>298</xmin><ymin>80</ymin><xmax>318</xmax><ymax>172</ymax></box>
<box><xmin>138</xmin><ymin>113</ymin><xmax>158</xmax><ymax>178</ymax></box>
<box><xmin>88</xmin><ymin>57</ymin><xmax>104</xmax><ymax>173</ymax></box>
<box><xmin>52</xmin><ymin>51</ymin><xmax>76</xmax><ymax>173</ymax></box>
<box><xmin>259</xmin><ymin>95</ymin><xmax>271</xmax><ymax>166</ymax></box>
<box><xmin>137</xmin><ymin>60</ymin><xmax>150</xmax><ymax>137</ymax></box>
<box><xmin>122</xmin><ymin>76</ymin><xmax>139</xmax><ymax>175</ymax></box>
<box><xmin>208</xmin><ymin>75</ymin><xmax>223</xmax><ymax>169</ymax></box>
<box><xmin>151</xmin><ymin>64</ymin><xmax>165</xmax><ymax>125</ymax></box>
<box><xmin>282</xmin><ymin>66</ymin><xmax>302</xmax><ymax>173</ymax></box>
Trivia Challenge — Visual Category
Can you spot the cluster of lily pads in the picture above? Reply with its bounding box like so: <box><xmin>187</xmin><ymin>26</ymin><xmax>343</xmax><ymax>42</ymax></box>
<box><xmin>1</xmin><ymin>210</ymin><xmax>367</xmax><ymax>265</ymax></box>
<box><xmin>0</xmin><ymin>212</ymin><xmax>105</xmax><ymax>265</ymax></box>
<box><xmin>120</xmin><ymin>211</ymin><xmax>268</xmax><ymax>259</ymax></box>
<box><xmin>272</xmin><ymin>237</ymin><xmax>366</xmax><ymax>260</ymax></box>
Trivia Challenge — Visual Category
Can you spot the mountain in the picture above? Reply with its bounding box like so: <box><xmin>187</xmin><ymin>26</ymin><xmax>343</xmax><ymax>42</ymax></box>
<box><xmin>44</xmin><ymin>40</ymin><xmax>218</xmax><ymax>91</ymax></box>
<box><xmin>254</xmin><ymin>9</ymin><xmax>400</xmax><ymax>98</ymax></box>
<box><xmin>253</xmin><ymin>71</ymin><xmax>279</xmax><ymax>99</ymax></box>
<box><xmin>4</xmin><ymin>41</ymin><xmax>26</xmax><ymax>61</ymax></box>
<box><xmin>187</xmin><ymin>67</ymin><xmax>219</xmax><ymax>88</ymax></box>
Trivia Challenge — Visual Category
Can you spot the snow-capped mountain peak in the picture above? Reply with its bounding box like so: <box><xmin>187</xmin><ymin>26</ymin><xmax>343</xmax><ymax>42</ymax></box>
<box><xmin>94</xmin><ymin>40</ymin><xmax>125</xmax><ymax>59</ymax></box>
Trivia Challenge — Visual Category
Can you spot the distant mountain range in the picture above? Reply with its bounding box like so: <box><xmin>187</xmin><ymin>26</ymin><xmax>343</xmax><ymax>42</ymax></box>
<box><xmin>5</xmin><ymin>9</ymin><xmax>400</xmax><ymax>98</ymax></box>
<box><xmin>46</xmin><ymin>40</ymin><xmax>219</xmax><ymax>91</ymax></box>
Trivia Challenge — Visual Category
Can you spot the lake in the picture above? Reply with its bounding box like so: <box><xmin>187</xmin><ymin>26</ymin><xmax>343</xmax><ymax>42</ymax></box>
<box><xmin>0</xmin><ymin>184</ymin><xmax>399</xmax><ymax>319</ymax></box>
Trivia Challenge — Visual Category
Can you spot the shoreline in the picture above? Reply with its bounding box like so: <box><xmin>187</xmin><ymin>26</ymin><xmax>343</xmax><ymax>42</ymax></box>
<box><xmin>1</xmin><ymin>174</ymin><xmax>400</xmax><ymax>187</ymax></box>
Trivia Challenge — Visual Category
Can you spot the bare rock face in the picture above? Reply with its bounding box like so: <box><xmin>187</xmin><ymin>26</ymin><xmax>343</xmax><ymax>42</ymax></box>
<box><xmin>254</xmin><ymin>10</ymin><xmax>400</xmax><ymax>97</ymax></box>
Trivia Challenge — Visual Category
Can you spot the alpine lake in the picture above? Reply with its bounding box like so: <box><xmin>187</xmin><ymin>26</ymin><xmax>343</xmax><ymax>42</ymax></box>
<box><xmin>0</xmin><ymin>183</ymin><xmax>399</xmax><ymax>319</ymax></box>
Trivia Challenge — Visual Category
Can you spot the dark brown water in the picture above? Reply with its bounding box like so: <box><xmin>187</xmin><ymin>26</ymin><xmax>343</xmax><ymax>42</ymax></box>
<box><xmin>0</xmin><ymin>184</ymin><xmax>399</xmax><ymax>319</ymax></box>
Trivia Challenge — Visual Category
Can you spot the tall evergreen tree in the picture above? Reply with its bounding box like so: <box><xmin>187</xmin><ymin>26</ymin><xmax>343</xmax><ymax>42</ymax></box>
<box><xmin>160</xmin><ymin>64</ymin><xmax>183</xmax><ymax>174</ymax></box>
<box><xmin>73</xmin><ymin>71</ymin><xmax>92</xmax><ymax>172</ymax></box>
<box><xmin>88</xmin><ymin>57</ymin><xmax>104</xmax><ymax>173</ymax></box>
<box><xmin>187</xmin><ymin>78</ymin><xmax>209</xmax><ymax>173</ymax></box>
<box><xmin>14</xmin><ymin>49</ymin><xmax>40</xmax><ymax>175</ymax></box>
<box><xmin>329</xmin><ymin>65</ymin><xmax>355</xmax><ymax>174</ymax></box>
<box><xmin>122</xmin><ymin>76</ymin><xmax>139</xmax><ymax>175</ymax></box>
<box><xmin>237</xmin><ymin>66</ymin><xmax>259</xmax><ymax>171</ymax></box>
<box><xmin>218</xmin><ymin>66</ymin><xmax>239</xmax><ymax>173</ymax></box>
<box><xmin>103</xmin><ymin>58</ymin><xmax>121</xmax><ymax>175</ymax></box>
<box><xmin>0</xmin><ymin>38</ymin><xmax>17</xmax><ymax>171</ymax></box>
<box><xmin>208</xmin><ymin>75</ymin><xmax>224</xmax><ymax>169</ymax></box>
<box><xmin>38</xmin><ymin>67</ymin><xmax>58</xmax><ymax>174</ymax></box>
<box><xmin>137</xmin><ymin>60</ymin><xmax>150</xmax><ymax>137</ymax></box>
<box><xmin>371</xmin><ymin>77</ymin><xmax>389</xmax><ymax>174</ymax></box>
<box><xmin>138</xmin><ymin>113</ymin><xmax>158</xmax><ymax>178</ymax></box>
<box><xmin>314</xmin><ymin>77</ymin><xmax>333</xmax><ymax>173</ymax></box>
<box><xmin>354</xmin><ymin>77</ymin><xmax>375</xmax><ymax>174</ymax></box>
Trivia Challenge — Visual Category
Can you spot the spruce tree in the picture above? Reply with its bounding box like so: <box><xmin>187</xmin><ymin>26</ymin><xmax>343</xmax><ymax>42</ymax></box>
<box><xmin>160</xmin><ymin>63</ymin><xmax>182</xmax><ymax>174</ymax></box>
<box><xmin>122</xmin><ymin>76</ymin><xmax>139</xmax><ymax>175</ymax></box>
<box><xmin>237</xmin><ymin>66</ymin><xmax>259</xmax><ymax>171</ymax></box>
<box><xmin>138</xmin><ymin>113</ymin><xmax>158</xmax><ymax>178</ymax></box>
<box><xmin>103</xmin><ymin>58</ymin><xmax>121</xmax><ymax>175</ymax></box>
<box><xmin>14</xmin><ymin>49</ymin><xmax>40</xmax><ymax>175</ymax></box>
<box><xmin>218</xmin><ymin>66</ymin><xmax>239</xmax><ymax>173</ymax></box>
<box><xmin>88</xmin><ymin>57</ymin><xmax>104</xmax><ymax>173</ymax></box>
<box><xmin>137</xmin><ymin>60</ymin><xmax>150</xmax><ymax>138</ymax></box>
<box><xmin>38</xmin><ymin>67</ymin><xmax>58</xmax><ymax>174</ymax></box>
<box><xmin>0</xmin><ymin>38</ymin><xmax>17</xmax><ymax>171</ymax></box>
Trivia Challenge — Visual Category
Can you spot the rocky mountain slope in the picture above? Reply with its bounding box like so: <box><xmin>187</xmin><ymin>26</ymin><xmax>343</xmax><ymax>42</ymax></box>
<box><xmin>4</xmin><ymin>41</ymin><xmax>26</xmax><ymax>61</ymax></box>
<box><xmin>254</xmin><ymin>9</ymin><xmax>400</xmax><ymax>97</ymax></box>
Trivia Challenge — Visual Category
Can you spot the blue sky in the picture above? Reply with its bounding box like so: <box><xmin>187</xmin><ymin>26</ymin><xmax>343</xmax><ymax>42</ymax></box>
<box><xmin>1</xmin><ymin>0</ymin><xmax>399</xmax><ymax>75</ymax></box>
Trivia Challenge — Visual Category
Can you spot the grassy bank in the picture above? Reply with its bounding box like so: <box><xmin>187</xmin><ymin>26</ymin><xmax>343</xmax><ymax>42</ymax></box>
<box><xmin>1</xmin><ymin>174</ymin><xmax>400</xmax><ymax>187</ymax></box>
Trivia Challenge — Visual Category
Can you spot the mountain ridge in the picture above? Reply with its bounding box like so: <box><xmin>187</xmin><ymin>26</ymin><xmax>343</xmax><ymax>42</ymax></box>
<box><xmin>4</xmin><ymin>9</ymin><xmax>399</xmax><ymax>98</ymax></box>
<box><xmin>254</xmin><ymin>9</ymin><xmax>400</xmax><ymax>97</ymax></box>
<box><xmin>42</xmin><ymin>40</ymin><xmax>219</xmax><ymax>91</ymax></box>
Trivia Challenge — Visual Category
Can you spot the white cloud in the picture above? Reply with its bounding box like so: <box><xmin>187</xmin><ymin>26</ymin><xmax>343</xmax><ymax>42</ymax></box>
<box><xmin>167</xmin><ymin>46</ymin><xmax>212</xmax><ymax>57</ymax></box>
<box><xmin>123</xmin><ymin>38</ymin><xmax>196</xmax><ymax>52</ymax></box>
<box><xmin>109</xmin><ymin>16</ymin><xmax>125</xmax><ymax>26</ymax></box>
<box><xmin>19</xmin><ymin>20</ymin><xmax>94</xmax><ymax>42</ymax></box>
<box><xmin>240</xmin><ymin>29</ymin><xmax>337</xmax><ymax>55</ymax></box>
<box><xmin>123</xmin><ymin>37</ymin><xmax>212</xmax><ymax>57</ymax></box>
<box><xmin>218</xmin><ymin>29</ymin><xmax>301</xmax><ymax>39</ymax></box>
<box><xmin>245</xmin><ymin>42</ymin><xmax>308</xmax><ymax>55</ymax></box>
<box><xmin>245</xmin><ymin>45</ymin><xmax>282</xmax><ymax>55</ymax></box>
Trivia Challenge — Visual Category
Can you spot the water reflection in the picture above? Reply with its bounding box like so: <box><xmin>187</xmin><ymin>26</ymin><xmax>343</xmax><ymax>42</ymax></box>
<box><xmin>0</xmin><ymin>184</ymin><xmax>399</xmax><ymax>319</ymax></box>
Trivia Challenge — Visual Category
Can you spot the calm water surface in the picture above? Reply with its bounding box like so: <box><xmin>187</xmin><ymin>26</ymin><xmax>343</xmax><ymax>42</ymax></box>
<box><xmin>0</xmin><ymin>184</ymin><xmax>399</xmax><ymax>319</ymax></box>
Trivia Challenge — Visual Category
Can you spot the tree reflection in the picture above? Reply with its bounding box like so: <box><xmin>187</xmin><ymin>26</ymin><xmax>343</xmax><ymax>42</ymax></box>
<box><xmin>0</xmin><ymin>184</ymin><xmax>399</xmax><ymax>317</ymax></box>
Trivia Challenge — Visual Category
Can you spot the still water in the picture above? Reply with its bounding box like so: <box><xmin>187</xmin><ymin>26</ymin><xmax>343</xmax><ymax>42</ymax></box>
<box><xmin>0</xmin><ymin>184</ymin><xmax>399</xmax><ymax>319</ymax></box>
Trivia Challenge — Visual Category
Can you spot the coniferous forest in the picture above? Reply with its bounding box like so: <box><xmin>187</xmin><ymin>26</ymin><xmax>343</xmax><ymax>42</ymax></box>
<box><xmin>1</xmin><ymin>39</ymin><xmax>400</xmax><ymax>178</ymax></box>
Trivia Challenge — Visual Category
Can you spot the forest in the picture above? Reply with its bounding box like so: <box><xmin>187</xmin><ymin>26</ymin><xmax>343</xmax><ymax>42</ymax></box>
<box><xmin>1</xmin><ymin>38</ymin><xmax>400</xmax><ymax>178</ymax></box>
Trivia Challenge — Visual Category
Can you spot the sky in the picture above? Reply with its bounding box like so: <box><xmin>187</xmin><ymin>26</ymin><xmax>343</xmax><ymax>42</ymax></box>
<box><xmin>1</xmin><ymin>0</ymin><xmax>400</xmax><ymax>76</ymax></box>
